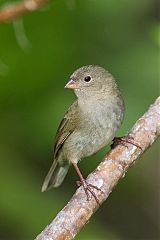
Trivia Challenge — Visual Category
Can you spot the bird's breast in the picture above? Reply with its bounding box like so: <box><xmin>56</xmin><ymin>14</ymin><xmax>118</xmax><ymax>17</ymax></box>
<box><xmin>64</xmin><ymin>97</ymin><xmax>124</xmax><ymax>161</ymax></box>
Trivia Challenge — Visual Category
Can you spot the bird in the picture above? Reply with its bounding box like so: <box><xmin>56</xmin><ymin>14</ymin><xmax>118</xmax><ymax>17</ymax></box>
<box><xmin>42</xmin><ymin>65</ymin><xmax>125</xmax><ymax>200</ymax></box>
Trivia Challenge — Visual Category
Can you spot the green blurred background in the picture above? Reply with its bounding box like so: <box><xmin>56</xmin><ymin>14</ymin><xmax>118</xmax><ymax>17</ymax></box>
<box><xmin>0</xmin><ymin>0</ymin><xmax>159</xmax><ymax>239</ymax></box>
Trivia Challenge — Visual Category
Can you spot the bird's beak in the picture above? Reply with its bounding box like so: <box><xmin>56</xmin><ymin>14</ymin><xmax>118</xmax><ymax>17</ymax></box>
<box><xmin>65</xmin><ymin>79</ymin><xmax>80</xmax><ymax>89</ymax></box>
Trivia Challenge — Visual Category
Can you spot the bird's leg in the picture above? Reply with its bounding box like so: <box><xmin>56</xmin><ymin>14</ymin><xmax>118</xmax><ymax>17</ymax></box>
<box><xmin>72</xmin><ymin>162</ymin><xmax>101</xmax><ymax>204</ymax></box>
<box><xmin>111</xmin><ymin>134</ymin><xmax>142</xmax><ymax>149</ymax></box>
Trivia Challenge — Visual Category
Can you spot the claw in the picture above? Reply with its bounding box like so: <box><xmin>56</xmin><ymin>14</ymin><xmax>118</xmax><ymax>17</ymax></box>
<box><xmin>111</xmin><ymin>135</ymin><xmax>142</xmax><ymax>150</ymax></box>
<box><xmin>73</xmin><ymin>162</ymin><xmax>102</xmax><ymax>204</ymax></box>
<box><xmin>77</xmin><ymin>180</ymin><xmax>101</xmax><ymax>204</ymax></box>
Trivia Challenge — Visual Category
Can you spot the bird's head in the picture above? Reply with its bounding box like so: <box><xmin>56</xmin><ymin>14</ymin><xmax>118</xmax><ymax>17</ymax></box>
<box><xmin>65</xmin><ymin>65</ymin><xmax>119</xmax><ymax>99</ymax></box>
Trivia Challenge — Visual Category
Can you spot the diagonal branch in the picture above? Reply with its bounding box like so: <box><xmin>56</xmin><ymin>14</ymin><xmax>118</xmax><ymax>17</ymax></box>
<box><xmin>0</xmin><ymin>0</ymin><xmax>50</xmax><ymax>23</ymax></box>
<box><xmin>35</xmin><ymin>96</ymin><xmax>160</xmax><ymax>240</ymax></box>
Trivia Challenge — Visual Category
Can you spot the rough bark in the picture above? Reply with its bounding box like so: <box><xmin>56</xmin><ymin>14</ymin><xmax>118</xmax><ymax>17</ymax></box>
<box><xmin>36</xmin><ymin>96</ymin><xmax>160</xmax><ymax>240</ymax></box>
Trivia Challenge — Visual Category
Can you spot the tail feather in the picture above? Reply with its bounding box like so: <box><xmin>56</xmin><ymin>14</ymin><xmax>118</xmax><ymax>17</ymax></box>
<box><xmin>41</xmin><ymin>160</ymin><xmax>69</xmax><ymax>192</ymax></box>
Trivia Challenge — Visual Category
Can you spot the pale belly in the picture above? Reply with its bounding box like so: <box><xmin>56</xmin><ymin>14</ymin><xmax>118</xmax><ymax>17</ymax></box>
<box><xmin>63</xmin><ymin>99</ymin><xmax>124</xmax><ymax>162</ymax></box>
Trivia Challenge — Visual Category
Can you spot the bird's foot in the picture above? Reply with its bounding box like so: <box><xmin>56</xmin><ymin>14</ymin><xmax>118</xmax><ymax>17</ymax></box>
<box><xmin>111</xmin><ymin>134</ymin><xmax>141</xmax><ymax>149</ymax></box>
<box><xmin>77</xmin><ymin>180</ymin><xmax>101</xmax><ymax>204</ymax></box>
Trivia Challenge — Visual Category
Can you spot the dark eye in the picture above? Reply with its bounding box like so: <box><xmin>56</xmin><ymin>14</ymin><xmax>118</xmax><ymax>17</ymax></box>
<box><xmin>84</xmin><ymin>76</ymin><xmax>91</xmax><ymax>82</ymax></box>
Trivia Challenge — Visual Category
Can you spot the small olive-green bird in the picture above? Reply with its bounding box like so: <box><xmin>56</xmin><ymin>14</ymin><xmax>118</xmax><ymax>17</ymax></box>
<box><xmin>42</xmin><ymin>65</ymin><xmax>124</xmax><ymax>198</ymax></box>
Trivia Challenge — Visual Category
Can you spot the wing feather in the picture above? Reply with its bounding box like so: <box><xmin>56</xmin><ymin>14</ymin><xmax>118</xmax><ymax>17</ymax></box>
<box><xmin>53</xmin><ymin>101</ymin><xmax>78</xmax><ymax>158</ymax></box>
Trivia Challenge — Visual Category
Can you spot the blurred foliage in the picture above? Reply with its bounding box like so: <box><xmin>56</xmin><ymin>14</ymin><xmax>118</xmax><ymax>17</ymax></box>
<box><xmin>0</xmin><ymin>0</ymin><xmax>159</xmax><ymax>239</ymax></box>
